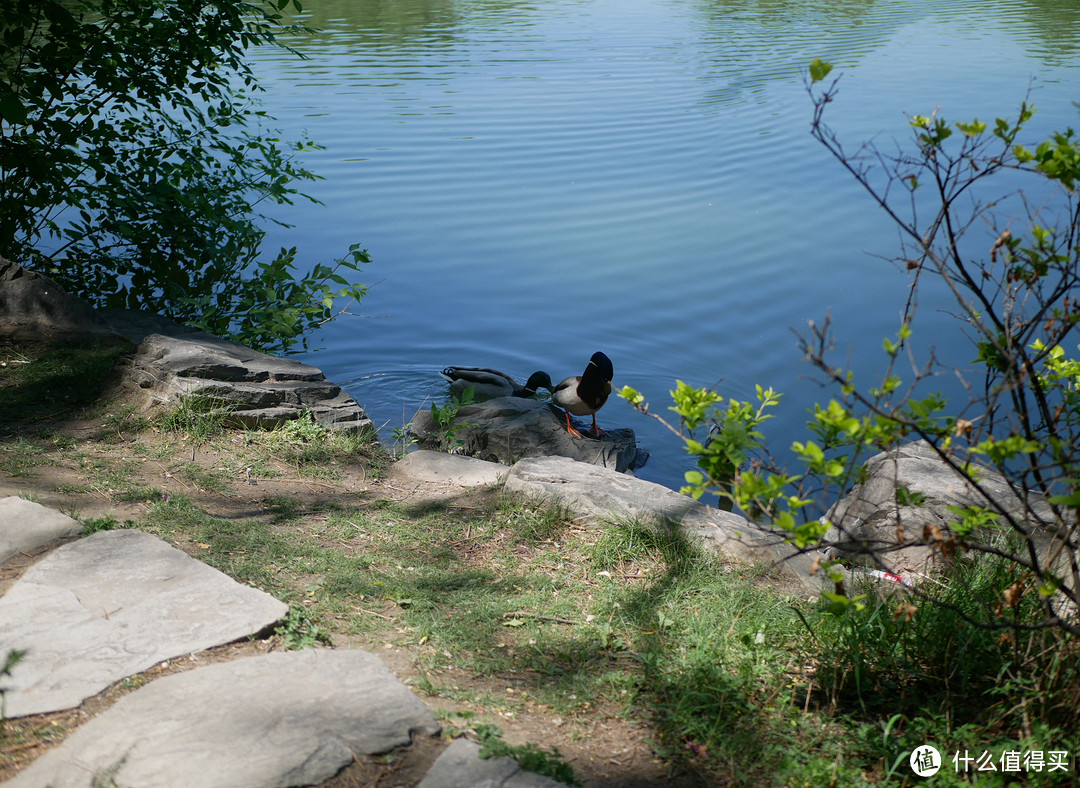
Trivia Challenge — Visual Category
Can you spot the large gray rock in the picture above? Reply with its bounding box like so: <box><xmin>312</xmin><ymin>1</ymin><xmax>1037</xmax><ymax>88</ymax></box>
<box><xmin>418</xmin><ymin>739</ymin><xmax>567</xmax><ymax>788</ymax></box>
<box><xmin>505</xmin><ymin>455</ymin><xmax>820</xmax><ymax>595</ymax></box>
<box><xmin>824</xmin><ymin>441</ymin><xmax>1074</xmax><ymax>580</ymax></box>
<box><xmin>100</xmin><ymin>307</ymin><xmax>197</xmax><ymax>345</ymax></box>
<box><xmin>0</xmin><ymin>259</ymin><xmax>123</xmax><ymax>344</ymax></box>
<box><xmin>0</xmin><ymin>496</ymin><xmax>83</xmax><ymax>563</ymax></box>
<box><xmin>8</xmin><ymin>649</ymin><xmax>441</xmax><ymax>788</ymax></box>
<box><xmin>411</xmin><ymin>397</ymin><xmax>645</xmax><ymax>473</ymax></box>
<box><xmin>0</xmin><ymin>529</ymin><xmax>288</xmax><ymax>717</ymax></box>
<box><xmin>120</xmin><ymin>332</ymin><xmax>374</xmax><ymax>434</ymax></box>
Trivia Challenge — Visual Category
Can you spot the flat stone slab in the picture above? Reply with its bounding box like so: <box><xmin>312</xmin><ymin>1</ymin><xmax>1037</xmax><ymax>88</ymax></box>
<box><xmin>0</xmin><ymin>529</ymin><xmax>288</xmax><ymax>717</ymax></box>
<box><xmin>393</xmin><ymin>450</ymin><xmax>507</xmax><ymax>487</ymax></box>
<box><xmin>505</xmin><ymin>455</ymin><xmax>821</xmax><ymax>595</ymax></box>
<box><xmin>418</xmin><ymin>739</ymin><xmax>566</xmax><ymax>788</ymax></box>
<box><xmin>0</xmin><ymin>496</ymin><xmax>83</xmax><ymax>563</ymax></box>
<box><xmin>8</xmin><ymin>649</ymin><xmax>441</xmax><ymax>788</ymax></box>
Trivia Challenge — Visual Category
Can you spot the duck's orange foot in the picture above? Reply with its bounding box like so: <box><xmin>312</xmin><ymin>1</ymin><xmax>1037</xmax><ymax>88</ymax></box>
<box><xmin>563</xmin><ymin>411</ymin><xmax>586</xmax><ymax>438</ymax></box>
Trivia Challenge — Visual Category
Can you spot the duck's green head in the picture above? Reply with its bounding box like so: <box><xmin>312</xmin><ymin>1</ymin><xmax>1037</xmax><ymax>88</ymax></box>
<box><xmin>525</xmin><ymin>371</ymin><xmax>554</xmax><ymax>392</ymax></box>
<box><xmin>588</xmin><ymin>351</ymin><xmax>613</xmax><ymax>382</ymax></box>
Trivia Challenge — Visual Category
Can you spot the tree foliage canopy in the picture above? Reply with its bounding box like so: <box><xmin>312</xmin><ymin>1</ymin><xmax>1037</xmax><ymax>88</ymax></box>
<box><xmin>0</xmin><ymin>0</ymin><xmax>367</xmax><ymax>351</ymax></box>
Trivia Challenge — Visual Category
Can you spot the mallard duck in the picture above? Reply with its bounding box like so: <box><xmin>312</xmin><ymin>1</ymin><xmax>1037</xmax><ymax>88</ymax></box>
<box><xmin>439</xmin><ymin>366</ymin><xmax>554</xmax><ymax>400</ymax></box>
<box><xmin>552</xmin><ymin>351</ymin><xmax>613</xmax><ymax>438</ymax></box>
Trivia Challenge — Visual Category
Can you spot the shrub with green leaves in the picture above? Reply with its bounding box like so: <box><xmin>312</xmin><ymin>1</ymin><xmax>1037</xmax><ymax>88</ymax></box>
<box><xmin>430</xmin><ymin>388</ymin><xmax>476</xmax><ymax>453</ymax></box>
<box><xmin>0</xmin><ymin>0</ymin><xmax>368</xmax><ymax>352</ymax></box>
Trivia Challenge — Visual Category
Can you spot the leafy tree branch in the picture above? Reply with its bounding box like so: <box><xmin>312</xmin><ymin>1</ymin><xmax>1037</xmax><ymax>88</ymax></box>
<box><xmin>0</xmin><ymin>0</ymin><xmax>368</xmax><ymax>352</ymax></box>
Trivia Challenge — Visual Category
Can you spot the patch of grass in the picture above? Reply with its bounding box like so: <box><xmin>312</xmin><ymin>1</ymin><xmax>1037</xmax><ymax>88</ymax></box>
<box><xmin>98</xmin><ymin>405</ymin><xmax>151</xmax><ymax>438</ymax></box>
<box><xmin>240</xmin><ymin>411</ymin><xmax>378</xmax><ymax>472</ymax></box>
<box><xmin>482</xmin><ymin>490</ymin><xmax>573</xmax><ymax>545</ymax></box>
<box><xmin>159</xmin><ymin>395</ymin><xmax>234</xmax><ymax>442</ymax></box>
<box><xmin>162</xmin><ymin>411</ymin><xmax>382</xmax><ymax>487</ymax></box>
<box><xmin>474</xmin><ymin>723</ymin><xmax>580</xmax><ymax>786</ymax></box>
<box><xmin>140</xmin><ymin>496</ymin><xmax>334</xmax><ymax>598</ymax></box>
<box><xmin>588</xmin><ymin>518</ymin><xmax>697</xmax><ymax>570</ymax></box>
<box><xmin>178</xmin><ymin>462</ymin><xmax>231</xmax><ymax>493</ymax></box>
<box><xmin>233</xmin><ymin>456</ymin><xmax>280</xmax><ymax>479</ymax></box>
<box><xmin>0</xmin><ymin>340</ymin><xmax>124</xmax><ymax>426</ymax></box>
<box><xmin>273</xmin><ymin>606</ymin><xmax>334</xmax><ymax>649</ymax></box>
<box><xmin>111</xmin><ymin>486</ymin><xmax>166</xmax><ymax>503</ymax></box>
<box><xmin>81</xmin><ymin>516</ymin><xmax>135</xmax><ymax>535</ymax></box>
<box><xmin>73</xmin><ymin>454</ymin><xmax>146</xmax><ymax>500</ymax></box>
<box><xmin>0</xmin><ymin>437</ymin><xmax>50</xmax><ymax>477</ymax></box>
<box><xmin>32</xmin><ymin>429</ymin><xmax>77</xmax><ymax>449</ymax></box>
<box><xmin>1</xmin><ymin>649</ymin><xmax>27</xmax><ymax>738</ymax></box>
<box><xmin>54</xmin><ymin>482</ymin><xmax>92</xmax><ymax>495</ymax></box>
<box><xmin>117</xmin><ymin>481</ymin><xmax>1080</xmax><ymax>787</ymax></box>
<box><xmin>264</xmin><ymin>495</ymin><xmax>305</xmax><ymax>523</ymax></box>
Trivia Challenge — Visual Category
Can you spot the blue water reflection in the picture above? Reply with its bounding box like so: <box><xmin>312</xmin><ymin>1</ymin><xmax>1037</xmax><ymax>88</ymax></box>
<box><xmin>247</xmin><ymin>0</ymin><xmax>1080</xmax><ymax>491</ymax></box>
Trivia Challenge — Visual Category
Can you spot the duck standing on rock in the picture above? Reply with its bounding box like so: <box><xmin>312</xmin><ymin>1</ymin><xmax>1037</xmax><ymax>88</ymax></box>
<box><xmin>552</xmin><ymin>351</ymin><xmax>614</xmax><ymax>438</ymax></box>
<box><xmin>439</xmin><ymin>366</ymin><xmax>554</xmax><ymax>400</ymax></box>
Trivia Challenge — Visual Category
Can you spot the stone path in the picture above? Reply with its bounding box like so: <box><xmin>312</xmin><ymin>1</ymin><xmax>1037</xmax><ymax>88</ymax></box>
<box><xmin>0</xmin><ymin>527</ymin><xmax>288</xmax><ymax>717</ymax></box>
<box><xmin>0</xmin><ymin>495</ymin><xmax>566</xmax><ymax>787</ymax></box>
<box><xmin>0</xmin><ymin>497</ymin><xmax>82</xmax><ymax>564</ymax></box>
<box><xmin>7</xmin><ymin>650</ymin><xmax>440</xmax><ymax>788</ymax></box>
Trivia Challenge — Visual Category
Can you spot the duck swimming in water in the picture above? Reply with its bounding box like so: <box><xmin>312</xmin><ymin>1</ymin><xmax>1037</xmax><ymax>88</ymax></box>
<box><xmin>439</xmin><ymin>366</ymin><xmax>554</xmax><ymax>400</ymax></box>
<box><xmin>552</xmin><ymin>351</ymin><xmax>613</xmax><ymax>438</ymax></box>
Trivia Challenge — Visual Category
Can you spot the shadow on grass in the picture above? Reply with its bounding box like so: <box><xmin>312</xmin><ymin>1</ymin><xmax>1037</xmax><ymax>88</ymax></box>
<box><xmin>142</xmin><ymin>492</ymin><xmax>829</xmax><ymax>784</ymax></box>
<box><xmin>0</xmin><ymin>341</ymin><xmax>127</xmax><ymax>427</ymax></box>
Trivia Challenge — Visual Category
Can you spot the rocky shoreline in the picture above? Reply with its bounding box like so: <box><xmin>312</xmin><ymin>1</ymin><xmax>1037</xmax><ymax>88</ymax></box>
<box><xmin>5</xmin><ymin>258</ymin><xmax>1071</xmax><ymax>785</ymax></box>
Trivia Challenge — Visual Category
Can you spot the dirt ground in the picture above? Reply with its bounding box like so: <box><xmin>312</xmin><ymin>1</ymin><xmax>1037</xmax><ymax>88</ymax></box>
<box><xmin>0</xmin><ymin>412</ymin><xmax>714</xmax><ymax>788</ymax></box>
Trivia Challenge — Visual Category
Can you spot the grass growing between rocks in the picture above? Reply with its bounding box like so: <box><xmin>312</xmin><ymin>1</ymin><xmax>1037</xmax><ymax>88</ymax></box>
<box><xmin>3</xmin><ymin>340</ymin><xmax>1080</xmax><ymax>786</ymax></box>
<box><xmin>135</xmin><ymin>489</ymin><xmax>827</xmax><ymax>779</ymax></box>
<box><xmin>132</xmin><ymin>483</ymin><xmax>947</xmax><ymax>785</ymax></box>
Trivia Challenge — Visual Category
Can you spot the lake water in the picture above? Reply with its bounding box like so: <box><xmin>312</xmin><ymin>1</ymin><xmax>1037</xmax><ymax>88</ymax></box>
<box><xmin>248</xmin><ymin>0</ymin><xmax>1080</xmax><ymax>492</ymax></box>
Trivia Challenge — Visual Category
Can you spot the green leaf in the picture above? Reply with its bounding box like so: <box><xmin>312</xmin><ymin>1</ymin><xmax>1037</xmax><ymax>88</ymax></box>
<box><xmin>1038</xmin><ymin>575</ymin><xmax>1063</xmax><ymax>597</ymax></box>
<box><xmin>618</xmin><ymin>385</ymin><xmax>645</xmax><ymax>407</ymax></box>
<box><xmin>0</xmin><ymin>91</ymin><xmax>28</xmax><ymax>124</ymax></box>
<box><xmin>809</xmin><ymin>58</ymin><xmax>833</xmax><ymax>83</ymax></box>
<box><xmin>955</xmin><ymin>119</ymin><xmax>987</xmax><ymax>137</ymax></box>
<box><xmin>821</xmin><ymin>592</ymin><xmax>867</xmax><ymax>616</ymax></box>
<box><xmin>895</xmin><ymin>486</ymin><xmax>927</xmax><ymax>507</ymax></box>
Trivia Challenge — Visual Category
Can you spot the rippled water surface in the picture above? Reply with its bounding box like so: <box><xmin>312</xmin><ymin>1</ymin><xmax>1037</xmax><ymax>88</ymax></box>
<box><xmin>249</xmin><ymin>0</ymin><xmax>1080</xmax><ymax>489</ymax></box>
